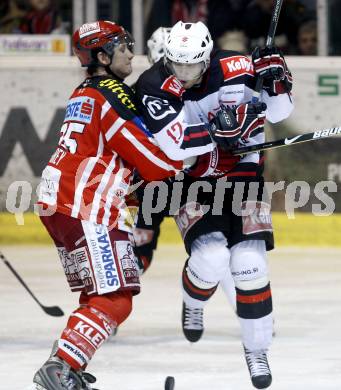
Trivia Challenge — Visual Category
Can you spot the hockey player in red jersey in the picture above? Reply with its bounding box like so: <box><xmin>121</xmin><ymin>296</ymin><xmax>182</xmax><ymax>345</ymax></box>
<box><xmin>135</xmin><ymin>21</ymin><xmax>294</xmax><ymax>389</ymax></box>
<box><xmin>31</xmin><ymin>20</ymin><xmax>192</xmax><ymax>390</ymax></box>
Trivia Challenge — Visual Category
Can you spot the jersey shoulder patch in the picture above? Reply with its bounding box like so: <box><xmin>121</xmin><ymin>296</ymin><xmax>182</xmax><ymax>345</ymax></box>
<box><xmin>161</xmin><ymin>75</ymin><xmax>185</xmax><ymax>98</ymax></box>
<box><xmin>219</xmin><ymin>54</ymin><xmax>254</xmax><ymax>82</ymax></box>
<box><xmin>135</xmin><ymin>65</ymin><xmax>181</xmax><ymax>127</ymax></box>
<box><xmin>141</xmin><ymin>95</ymin><xmax>176</xmax><ymax>121</ymax></box>
<box><xmin>64</xmin><ymin>96</ymin><xmax>95</xmax><ymax>124</ymax></box>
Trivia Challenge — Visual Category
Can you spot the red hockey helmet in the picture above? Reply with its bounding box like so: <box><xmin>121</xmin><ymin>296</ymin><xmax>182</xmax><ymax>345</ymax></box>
<box><xmin>72</xmin><ymin>20</ymin><xmax>134</xmax><ymax>67</ymax></box>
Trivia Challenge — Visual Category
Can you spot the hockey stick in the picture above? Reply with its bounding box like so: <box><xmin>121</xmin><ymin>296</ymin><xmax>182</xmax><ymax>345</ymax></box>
<box><xmin>252</xmin><ymin>0</ymin><xmax>284</xmax><ymax>102</ymax></box>
<box><xmin>0</xmin><ymin>251</ymin><xmax>64</xmax><ymax>317</ymax></box>
<box><xmin>232</xmin><ymin>127</ymin><xmax>341</xmax><ymax>155</ymax></box>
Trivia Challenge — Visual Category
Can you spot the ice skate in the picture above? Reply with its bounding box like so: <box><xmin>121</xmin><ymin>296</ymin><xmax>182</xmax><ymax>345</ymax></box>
<box><xmin>32</xmin><ymin>342</ymin><xmax>98</xmax><ymax>390</ymax></box>
<box><xmin>182</xmin><ymin>302</ymin><xmax>204</xmax><ymax>342</ymax></box>
<box><xmin>244</xmin><ymin>346</ymin><xmax>272</xmax><ymax>389</ymax></box>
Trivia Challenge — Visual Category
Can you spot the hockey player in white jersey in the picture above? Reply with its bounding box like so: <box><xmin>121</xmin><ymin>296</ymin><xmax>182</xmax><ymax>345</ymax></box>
<box><xmin>135</xmin><ymin>21</ymin><xmax>293</xmax><ymax>389</ymax></box>
<box><xmin>133</xmin><ymin>26</ymin><xmax>237</xmax><ymax>313</ymax></box>
<box><xmin>147</xmin><ymin>27</ymin><xmax>172</xmax><ymax>64</ymax></box>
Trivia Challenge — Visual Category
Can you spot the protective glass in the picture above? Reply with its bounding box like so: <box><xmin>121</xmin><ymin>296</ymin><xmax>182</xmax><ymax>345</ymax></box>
<box><xmin>168</xmin><ymin>61</ymin><xmax>205</xmax><ymax>82</ymax></box>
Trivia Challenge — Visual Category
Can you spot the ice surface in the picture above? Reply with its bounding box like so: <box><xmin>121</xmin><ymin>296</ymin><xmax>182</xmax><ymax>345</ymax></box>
<box><xmin>1</xmin><ymin>245</ymin><xmax>341</xmax><ymax>390</ymax></box>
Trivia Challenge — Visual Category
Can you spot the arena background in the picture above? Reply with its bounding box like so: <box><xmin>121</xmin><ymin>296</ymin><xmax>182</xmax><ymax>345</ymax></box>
<box><xmin>1</xmin><ymin>55</ymin><xmax>341</xmax><ymax>246</ymax></box>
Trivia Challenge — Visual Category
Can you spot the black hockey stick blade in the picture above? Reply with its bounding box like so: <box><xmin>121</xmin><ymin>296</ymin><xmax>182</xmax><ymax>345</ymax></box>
<box><xmin>165</xmin><ymin>376</ymin><xmax>175</xmax><ymax>390</ymax></box>
<box><xmin>232</xmin><ymin>127</ymin><xmax>341</xmax><ymax>156</ymax></box>
<box><xmin>0</xmin><ymin>251</ymin><xmax>64</xmax><ymax>317</ymax></box>
<box><xmin>42</xmin><ymin>305</ymin><xmax>64</xmax><ymax>317</ymax></box>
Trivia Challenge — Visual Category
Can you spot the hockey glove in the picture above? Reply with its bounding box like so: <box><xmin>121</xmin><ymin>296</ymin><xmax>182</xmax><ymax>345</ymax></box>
<box><xmin>252</xmin><ymin>46</ymin><xmax>293</xmax><ymax>96</ymax></box>
<box><xmin>209</xmin><ymin>103</ymin><xmax>267</xmax><ymax>149</ymax></box>
<box><xmin>208</xmin><ymin>105</ymin><xmax>242</xmax><ymax>148</ymax></box>
<box><xmin>186</xmin><ymin>146</ymin><xmax>240</xmax><ymax>178</ymax></box>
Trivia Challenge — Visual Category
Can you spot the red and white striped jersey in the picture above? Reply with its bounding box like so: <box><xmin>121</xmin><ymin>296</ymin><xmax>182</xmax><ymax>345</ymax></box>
<box><xmin>38</xmin><ymin>75</ymin><xmax>182</xmax><ymax>231</ymax></box>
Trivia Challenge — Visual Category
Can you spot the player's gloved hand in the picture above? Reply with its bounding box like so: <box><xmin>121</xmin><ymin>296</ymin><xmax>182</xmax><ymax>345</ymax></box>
<box><xmin>133</xmin><ymin>245</ymin><xmax>152</xmax><ymax>275</ymax></box>
<box><xmin>252</xmin><ymin>46</ymin><xmax>293</xmax><ymax>96</ymax></box>
<box><xmin>186</xmin><ymin>146</ymin><xmax>240</xmax><ymax>178</ymax></box>
<box><xmin>235</xmin><ymin>102</ymin><xmax>267</xmax><ymax>140</ymax></box>
<box><xmin>209</xmin><ymin>103</ymin><xmax>267</xmax><ymax>149</ymax></box>
<box><xmin>208</xmin><ymin>106</ymin><xmax>242</xmax><ymax>148</ymax></box>
<box><xmin>136</xmin><ymin>254</ymin><xmax>152</xmax><ymax>275</ymax></box>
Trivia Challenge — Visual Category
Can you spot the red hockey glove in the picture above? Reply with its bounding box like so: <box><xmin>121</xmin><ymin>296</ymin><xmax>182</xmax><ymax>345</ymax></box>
<box><xmin>209</xmin><ymin>103</ymin><xmax>266</xmax><ymax>149</ymax></box>
<box><xmin>186</xmin><ymin>146</ymin><xmax>240</xmax><ymax>178</ymax></box>
<box><xmin>234</xmin><ymin>102</ymin><xmax>266</xmax><ymax>140</ymax></box>
<box><xmin>252</xmin><ymin>46</ymin><xmax>293</xmax><ymax>96</ymax></box>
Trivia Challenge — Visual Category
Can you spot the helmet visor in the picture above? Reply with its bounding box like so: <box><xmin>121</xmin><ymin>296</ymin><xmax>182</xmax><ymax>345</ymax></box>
<box><xmin>168</xmin><ymin>61</ymin><xmax>205</xmax><ymax>82</ymax></box>
<box><xmin>119</xmin><ymin>30</ymin><xmax>135</xmax><ymax>52</ymax></box>
<box><xmin>103</xmin><ymin>30</ymin><xmax>135</xmax><ymax>55</ymax></box>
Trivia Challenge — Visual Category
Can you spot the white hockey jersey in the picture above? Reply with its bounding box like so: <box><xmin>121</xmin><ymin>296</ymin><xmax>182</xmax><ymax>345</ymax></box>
<box><xmin>135</xmin><ymin>49</ymin><xmax>294</xmax><ymax>179</ymax></box>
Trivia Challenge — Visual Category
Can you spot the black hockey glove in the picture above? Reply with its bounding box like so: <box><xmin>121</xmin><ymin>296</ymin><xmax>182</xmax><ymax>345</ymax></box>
<box><xmin>209</xmin><ymin>103</ymin><xmax>267</xmax><ymax>149</ymax></box>
<box><xmin>208</xmin><ymin>106</ymin><xmax>241</xmax><ymax>148</ymax></box>
<box><xmin>252</xmin><ymin>46</ymin><xmax>293</xmax><ymax>96</ymax></box>
<box><xmin>133</xmin><ymin>240</ymin><xmax>153</xmax><ymax>275</ymax></box>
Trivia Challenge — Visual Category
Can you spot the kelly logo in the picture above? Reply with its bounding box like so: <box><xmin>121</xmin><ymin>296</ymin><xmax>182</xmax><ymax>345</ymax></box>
<box><xmin>220</xmin><ymin>56</ymin><xmax>254</xmax><ymax>82</ymax></box>
<box><xmin>161</xmin><ymin>76</ymin><xmax>185</xmax><ymax>98</ymax></box>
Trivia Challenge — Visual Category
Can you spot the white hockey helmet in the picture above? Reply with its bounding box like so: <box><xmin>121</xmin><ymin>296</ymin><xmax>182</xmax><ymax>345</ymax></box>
<box><xmin>164</xmin><ymin>21</ymin><xmax>213</xmax><ymax>84</ymax></box>
<box><xmin>147</xmin><ymin>27</ymin><xmax>171</xmax><ymax>64</ymax></box>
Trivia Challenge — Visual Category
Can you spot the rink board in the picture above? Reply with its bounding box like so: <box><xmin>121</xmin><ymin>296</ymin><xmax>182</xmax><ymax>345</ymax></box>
<box><xmin>2</xmin><ymin>212</ymin><xmax>341</xmax><ymax>247</ymax></box>
<box><xmin>0</xmin><ymin>245</ymin><xmax>340</xmax><ymax>390</ymax></box>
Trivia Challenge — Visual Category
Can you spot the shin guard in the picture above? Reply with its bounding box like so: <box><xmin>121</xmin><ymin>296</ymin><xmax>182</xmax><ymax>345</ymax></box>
<box><xmin>57</xmin><ymin>305</ymin><xmax>115</xmax><ymax>370</ymax></box>
<box><xmin>57</xmin><ymin>291</ymin><xmax>132</xmax><ymax>370</ymax></box>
